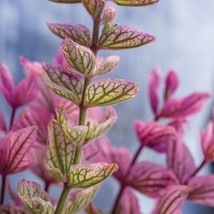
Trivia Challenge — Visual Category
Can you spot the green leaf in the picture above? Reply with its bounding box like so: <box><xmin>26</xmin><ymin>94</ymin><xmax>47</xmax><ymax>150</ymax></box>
<box><xmin>43</xmin><ymin>64</ymin><xmax>84</xmax><ymax>105</ymax></box>
<box><xmin>114</xmin><ymin>0</ymin><xmax>159</xmax><ymax>6</ymax></box>
<box><xmin>95</xmin><ymin>56</ymin><xmax>120</xmax><ymax>76</ymax></box>
<box><xmin>84</xmin><ymin>78</ymin><xmax>138</xmax><ymax>107</ymax></box>
<box><xmin>68</xmin><ymin>162</ymin><xmax>118</xmax><ymax>188</ymax></box>
<box><xmin>99</xmin><ymin>25</ymin><xmax>155</xmax><ymax>50</ymax></box>
<box><xmin>82</xmin><ymin>0</ymin><xmax>105</xmax><ymax>18</ymax></box>
<box><xmin>85</xmin><ymin>107</ymin><xmax>117</xmax><ymax>143</ymax></box>
<box><xmin>0</xmin><ymin>205</ymin><xmax>27</xmax><ymax>214</ymax></box>
<box><xmin>46</xmin><ymin>120</ymin><xmax>76</xmax><ymax>182</ymax></box>
<box><xmin>61</xmin><ymin>39</ymin><xmax>96</xmax><ymax>75</ymax></box>
<box><xmin>18</xmin><ymin>180</ymin><xmax>54</xmax><ymax>214</ymax></box>
<box><xmin>48</xmin><ymin>23</ymin><xmax>92</xmax><ymax>46</ymax></box>
<box><xmin>64</xmin><ymin>185</ymin><xmax>99</xmax><ymax>214</ymax></box>
<box><xmin>49</xmin><ymin>0</ymin><xmax>81</xmax><ymax>3</ymax></box>
<box><xmin>56</xmin><ymin>107</ymin><xmax>88</xmax><ymax>144</ymax></box>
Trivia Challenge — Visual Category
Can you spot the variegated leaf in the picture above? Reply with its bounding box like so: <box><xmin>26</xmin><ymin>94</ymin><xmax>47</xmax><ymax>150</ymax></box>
<box><xmin>46</xmin><ymin>120</ymin><xmax>76</xmax><ymax>182</ymax></box>
<box><xmin>43</xmin><ymin>64</ymin><xmax>84</xmax><ymax>105</ymax></box>
<box><xmin>56</xmin><ymin>107</ymin><xmax>88</xmax><ymax>144</ymax></box>
<box><xmin>64</xmin><ymin>185</ymin><xmax>99</xmax><ymax>214</ymax></box>
<box><xmin>95</xmin><ymin>56</ymin><xmax>120</xmax><ymax>76</ymax></box>
<box><xmin>61</xmin><ymin>39</ymin><xmax>96</xmax><ymax>75</ymax></box>
<box><xmin>0</xmin><ymin>205</ymin><xmax>27</xmax><ymax>214</ymax></box>
<box><xmin>49</xmin><ymin>0</ymin><xmax>81</xmax><ymax>3</ymax></box>
<box><xmin>85</xmin><ymin>78</ymin><xmax>138</xmax><ymax>107</ymax></box>
<box><xmin>99</xmin><ymin>25</ymin><xmax>155</xmax><ymax>50</ymax></box>
<box><xmin>68</xmin><ymin>162</ymin><xmax>118</xmax><ymax>188</ymax></box>
<box><xmin>48</xmin><ymin>23</ymin><xmax>92</xmax><ymax>46</ymax></box>
<box><xmin>82</xmin><ymin>0</ymin><xmax>105</xmax><ymax>18</ymax></box>
<box><xmin>6</xmin><ymin>126</ymin><xmax>37</xmax><ymax>174</ymax></box>
<box><xmin>18</xmin><ymin>180</ymin><xmax>54</xmax><ymax>214</ymax></box>
<box><xmin>114</xmin><ymin>0</ymin><xmax>159</xmax><ymax>6</ymax></box>
<box><xmin>85</xmin><ymin>107</ymin><xmax>117</xmax><ymax>143</ymax></box>
<box><xmin>153</xmin><ymin>185</ymin><xmax>189</xmax><ymax>214</ymax></box>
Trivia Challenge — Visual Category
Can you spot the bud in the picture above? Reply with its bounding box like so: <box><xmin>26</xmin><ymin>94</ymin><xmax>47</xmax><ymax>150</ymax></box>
<box><xmin>102</xmin><ymin>6</ymin><xmax>117</xmax><ymax>25</ymax></box>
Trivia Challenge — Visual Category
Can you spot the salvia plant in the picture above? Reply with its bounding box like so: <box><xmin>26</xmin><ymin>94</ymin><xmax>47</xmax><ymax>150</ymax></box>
<box><xmin>0</xmin><ymin>0</ymin><xmax>214</xmax><ymax>213</ymax></box>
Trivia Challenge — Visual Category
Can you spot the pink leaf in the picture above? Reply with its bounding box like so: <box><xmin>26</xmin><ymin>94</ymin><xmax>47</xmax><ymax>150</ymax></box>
<box><xmin>160</xmin><ymin>93</ymin><xmax>210</xmax><ymax>118</ymax></box>
<box><xmin>115</xmin><ymin>188</ymin><xmax>141</xmax><ymax>214</ymax></box>
<box><xmin>164</xmin><ymin>70</ymin><xmax>179</xmax><ymax>100</ymax></box>
<box><xmin>82</xmin><ymin>0</ymin><xmax>105</xmax><ymax>18</ymax></box>
<box><xmin>135</xmin><ymin>120</ymin><xmax>176</xmax><ymax>153</ymax></box>
<box><xmin>188</xmin><ymin>175</ymin><xmax>214</xmax><ymax>206</ymax></box>
<box><xmin>153</xmin><ymin>185</ymin><xmax>189</xmax><ymax>214</ymax></box>
<box><xmin>167</xmin><ymin>140</ymin><xmax>196</xmax><ymax>184</ymax></box>
<box><xmin>149</xmin><ymin>68</ymin><xmax>161</xmax><ymax>115</ymax></box>
<box><xmin>0</xmin><ymin>112</ymin><xmax>7</xmax><ymax>132</ymax></box>
<box><xmin>127</xmin><ymin>161</ymin><xmax>178</xmax><ymax>197</ymax></box>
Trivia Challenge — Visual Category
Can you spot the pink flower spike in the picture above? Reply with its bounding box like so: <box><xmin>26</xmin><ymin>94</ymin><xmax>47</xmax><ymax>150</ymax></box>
<box><xmin>149</xmin><ymin>67</ymin><xmax>161</xmax><ymax>115</ymax></box>
<box><xmin>188</xmin><ymin>175</ymin><xmax>214</xmax><ymax>206</ymax></box>
<box><xmin>135</xmin><ymin>120</ymin><xmax>176</xmax><ymax>153</ymax></box>
<box><xmin>160</xmin><ymin>92</ymin><xmax>210</xmax><ymax>118</ymax></box>
<box><xmin>164</xmin><ymin>70</ymin><xmax>179</xmax><ymax>100</ymax></box>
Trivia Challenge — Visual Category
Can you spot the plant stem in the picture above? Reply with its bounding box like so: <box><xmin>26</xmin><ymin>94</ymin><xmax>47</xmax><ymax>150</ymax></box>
<box><xmin>1</xmin><ymin>175</ymin><xmax>6</xmax><ymax>205</ymax></box>
<box><xmin>9</xmin><ymin>107</ymin><xmax>16</xmax><ymax>130</ymax></box>
<box><xmin>91</xmin><ymin>18</ymin><xmax>100</xmax><ymax>55</ymax></box>
<box><xmin>55</xmin><ymin>183</ymin><xmax>71</xmax><ymax>214</ymax></box>
<box><xmin>184</xmin><ymin>158</ymin><xmax>207</xmax><ymax>184</ymax></box>
<box><xmin>44</xmin><ymin>182</ymin><xmax>50</xmax><ymax>193</ymax></box>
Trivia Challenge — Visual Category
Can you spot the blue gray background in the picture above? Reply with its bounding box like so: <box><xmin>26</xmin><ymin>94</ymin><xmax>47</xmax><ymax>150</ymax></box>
<box><xmin>0</xmin><ymin>0</ymin><xmax>214</xmax><ymax>213</ymax></box>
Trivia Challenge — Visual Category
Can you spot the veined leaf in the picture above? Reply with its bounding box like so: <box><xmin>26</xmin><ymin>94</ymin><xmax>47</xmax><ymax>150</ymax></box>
<box><xmin>18</xmin><ymin>180</ymin><xmax>54</xmax><ymax>214</ymax></box>
<box><xmin>61</xmin><ymin>39</ymin><xmax>96</xmax><ymax>75</ymax></box>
<box><xmin>49</xmin><ymin>0</ymin><xmax>81</xmax><ymax>3</ymax></box>
<box><xmin>46</xmin><ymin>120</ymin><xmax>76</xmax><ymax>182</ymax></box>
<box><xmin>82</xmin><ymin>0</ymin><xmax>105</xmax><ymax>18</ymax></box>
<box><xmin>99</xmin><ymin>25</ymin><xmax>155</xmax><ymax>50</ymax></box>
<box><xmin>68</xmin><ymin>162</ymin><xmax>118</xmax><ymax>188</ymax></box>
<box><xmin>43</xmin><ymin>64</ymin><xmax>84</xmax><ymax>105</ymax></box>
<box><xmin>0</xmin><ymin>205</ymin><xmax>27</xmax><ymax>214</ymax></box>
<box><xmin>64</xmin><ymin>185</ymin><xmax>99</xmax><ymax>214</ymax></box>
<box><xmin>85</xmin><ymin>107</ymin><xmax>117</xmax><ymax>143</ymax></box>
<box><xmin>48</xmin><ymin>23</ymin><xmax>92</xmax><ymax>46</ymax></box>
<box><xmin>114</xmin><ymin>0</ymin><xmax>159</xmax><ymax>6</ymax></box>
<box><xmin>6</xmin><ymin>126</ymin><xmax>37</xmax><ymax>174</ymax></box>
<box><xmin>56</xmin><ymin>107</ymin><xmax>88</xmax><ymax>144</ymax></box>
<box><xmin>95</xmin><ymin>56</ymin><xmax>120</xmax><ymax>76</ymax></box>
<box><xmin>84</xmin><ymin>78</ymin><xmax>138</xmax><ymax>107</ymax></box>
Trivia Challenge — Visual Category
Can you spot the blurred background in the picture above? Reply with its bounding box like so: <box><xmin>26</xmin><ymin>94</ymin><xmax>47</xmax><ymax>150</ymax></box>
<box><xmin>0</xmin><ymin>0</ymin><xmax>214</xmax><ymax>213</ymax></box>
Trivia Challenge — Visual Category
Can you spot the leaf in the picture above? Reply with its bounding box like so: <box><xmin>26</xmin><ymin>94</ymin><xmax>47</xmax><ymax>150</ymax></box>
<box><xmin>84</xmin><ymin>78</ymin><xmax>138</xmax><ymax>107</ymax></box>
<box><xmin>6</xmin><ymin>126</ymin><xmax>37</xmax><ymax>174</ymax></box>
<box><xmin>64</xmin><ymin>185</ymin><xmax>99</xmax><ymax>214</ymax></box>
<box><xmin>152</xmin><ymin>185</ymin><xmax>189</xmax><ymax>214</ymax></box>
<box><xmin>85</xmin><ymin>107</ymin><xmax>117</xmax><ymax>143</ymax></box>
<box><xmin>95</xmin><ymin>56</ymin><xmax>120</xmax><ymax>76</ymax></box>
<box><xmin>82</xmin><ymin>0</ymin><xmax>105</xmax><ymax>18</ymax></box>
<box><xmin>188</xmin><ymin>175</ymin><xmax>214</xmax><ymax>206</ymax></box>
<box><xmin>49</xmin><ymin>0</ymin><xmax>81</xmax><ymax>3</ymax></box>
<box><xmin>159</xmin><ymin>93</ymin><xmax>210</xmax><ymax>118</ymax></box>
<box><xmin>127</xmin><ymin>161</ymin><xmax>178</xmax><ymax>198</ymax></box>
<box><xmin>48</xmin><ymin>23</ymin><xmax>92</xmax><ymax>46</ymax></box>
<box><xmin>135</xmin><ymin>120</ymin><xmax>176</xmax><ymax>153</ymax></box>
<box><xmin>114</xmin><ymin>0</ymin><xmax>159</xmax><ymax>6</ymax></box>
<box><xmin>115</xmin><ymin>188</ymin><xmax>141</xmax><ymax>214</ymax></box>
<box><xmin>43</xmin><ymin>64</ymin><xmax>84</xmax><ymax>105</ymax></box>
<box><xmin>167</xmin><ymin>140</ymin><xmax>196</xmax><ymax>184</ymax></box>
<box><xmin>18</xmin><ymin>180</ymin><xmax>54</xmax><ymax>214</ymax></box>
<box><xmin>56</xmin><ymin>107</ymin><xmax>88</xmax><ymax>144</ymax></box>
<box><xmin>61</xmin><ymin>39</ymin><xmax>96</xmax><ymax>75</ymax></box>
<box><xmin>85</xmin><ymin>203</ymin><xmax>103</xmax><ymax>214</ymax></box>
<box><xmin>0</xmin><ymin>205</ymin><xmax>27</xmax><ymax>214</ymax></box>
<box><xmin>68</xmin><ymin>162</ymin><xmax>118</xmax><ymax>188</ymax></box>
<box><xmin>46</xmin><ymin>120</ymin><xmax>76</xmax><ymax>182</ymax></box>
<box><xmin>99</xmin><ymin>25</ymin><xmax>155</xmax><ymax>50</ymax></box>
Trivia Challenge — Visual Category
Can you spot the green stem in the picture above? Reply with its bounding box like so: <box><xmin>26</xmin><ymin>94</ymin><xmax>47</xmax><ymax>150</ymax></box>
<box><xmin>91</xmin><ymin>18</ymin><xmax>100</xmax><ymax>55</ymax></box>
<box><xmin>55</xmin><ymin>183</ymin><xmax>71</xmax><ymax>214</ymax></box>
<box><xmin>1</xmin><ymin>175</ymin><xmax>6</xmax><ymax>205</ymax></box>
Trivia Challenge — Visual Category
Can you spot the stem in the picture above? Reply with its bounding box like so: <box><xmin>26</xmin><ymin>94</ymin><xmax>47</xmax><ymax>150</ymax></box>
<box><xmin>91</xmin><ymin>18</ymin><xmax>100</xmax><ymax>55</ymax></box>
<box><xmin>9</xmin><ymin>107</ymin><xmax>16</xmax><ymax>130</ymax></box>
<box><xmin>44</xmin><ymin>182</ymin><xmax>50</xmax><ymax>193</ymax></box>
<box><xmin>55</xmin><ymin>183</ymin><xmax>71</xmax><ymax>214</ymax></box>
<box><xmin>1</xmin><ymin>175</ymin><xmax>6</xmax><ymax>205</ymax></box>
<box><xmin>184</xmin><ymin>158</ymin><xmax>207</xmax><ymax>184</ymax></box>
